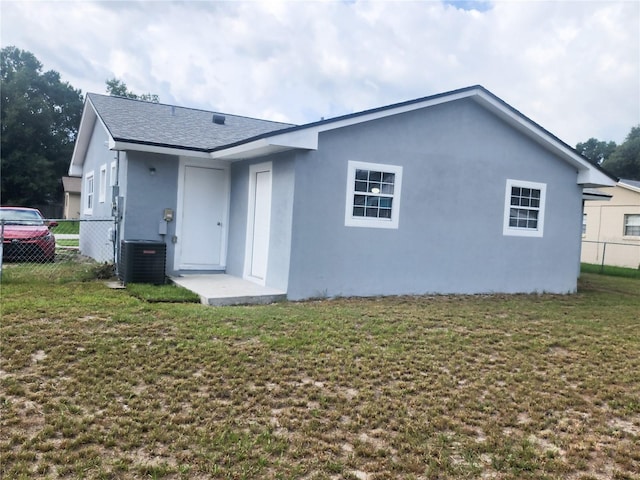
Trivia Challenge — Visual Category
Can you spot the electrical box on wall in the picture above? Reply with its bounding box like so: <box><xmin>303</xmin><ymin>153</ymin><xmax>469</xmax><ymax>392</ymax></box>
<box><xmin>163</xmin><ymin>208</ymin><xmax>174</xmax><ymax>222</ymax></box>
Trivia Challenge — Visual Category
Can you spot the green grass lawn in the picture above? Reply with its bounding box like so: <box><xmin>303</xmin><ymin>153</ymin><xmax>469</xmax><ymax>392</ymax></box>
<box><xmin>581</xmin><ymin>262</ymin><xmax>640</xmax><ymax>279</ymax></box>
<box><xmin>51</xmin><ymin>220</ymin><xmax>80</xmax><ymax>235</ymax></box>
<box><xmin>1</xmin><ymin>272</ymin><xmax>638</xmax><ymax>479</ymax></box>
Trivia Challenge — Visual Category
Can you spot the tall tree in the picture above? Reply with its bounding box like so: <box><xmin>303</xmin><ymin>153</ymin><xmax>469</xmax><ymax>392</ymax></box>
<box><xmin>1</xmin><ymin>46</ymin><xmax>84</xmax><ymax>206</ymax></box>
<box><xmin>601</xmin><ymin>126</ymin><xmax>640</xmax><ymax>180</ymax></box>
<box><xmin>106</xmin><ymin>77</ymin><xmax>159</xmax><ymax>103</ymax></box>
<box><xmin>575</xmin><ymin>137</ymin><xmax>617</xmax><ymax>165</ymax></box>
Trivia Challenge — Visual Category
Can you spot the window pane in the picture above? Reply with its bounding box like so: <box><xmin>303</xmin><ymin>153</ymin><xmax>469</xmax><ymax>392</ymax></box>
<box><xmin>353</xmin><ymin>207</ymin><xmax>365</xmax><ymax>217</ymax></box>
<box><xmin>355</xmin><ymin>169</ymin><xmax>368</xmax><ymax>181</ymax></box>
<box><xmin>381</xmin><ymin>183</ymin><xmax>394</xmax><ymax>194</ymax></box>
<box><xmin>512</xmin><ymin>187</ymin><xmax>520</xmax><ymax>196</ymax></box>
<box><xmin>379</xmin><ymin>197</ymin><xmax>392</xmax><ymax>208</ymax></box>
<box><xmin>369</xmin><ymin>182</ymin><xmax>381</xmax><ymax>193</ymax></box>
<box><xmin>369</xmin><ymin>171</ymin><xmax>382</xmax><ymax>181</ymax></box>
<box><xmin>366</xmin><ymin>196</ymin><xmax>379</xmax><ymax>207</ymax></box>
<box><xmin>521</xmin><ymin>197</ymin><xmax>530</xmax><ymax>207</ymax></box>
<box><xmin>531</xmin><ymin>189</ymin><xmax>540</xmax><ymax>199</ymax></box>
<box><xmin>355</xmin><ymin>181</ymin><xmax>367</xmax><ymax>192</ymax></box>
<box><xmin>354</xmin><ymin>195</ymin><xmax>366</xmax><ymax>206</ymax></box>
<box><xmin>530</xmin><ymin>199</ymin><xmax>539</xmax><ymax>208</ymax></box>
<box><xmin>522</xmin><ymin>188</ymin><xmax>530</xmax><ymax>197</ymax></box>
<box><xmin>379</xmin><ymin>209</ymin><xmax>392</xmax><ymax>219</ymax></box>
<box><xmin>382</xmin><ymin>172</ymin><xmax>395</xmax><ymax>183</ymax></box>
<box><xmin>365</xmin><ymin>208</ymin><xmax>378</xmax><ymax>217</ymax></box>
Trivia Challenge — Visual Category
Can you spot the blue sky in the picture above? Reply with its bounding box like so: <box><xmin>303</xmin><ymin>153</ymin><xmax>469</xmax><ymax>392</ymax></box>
<box><xmin>1</xmin><ymin>0</ymin><xmax>638</xmax><ymax>146</ymax></box>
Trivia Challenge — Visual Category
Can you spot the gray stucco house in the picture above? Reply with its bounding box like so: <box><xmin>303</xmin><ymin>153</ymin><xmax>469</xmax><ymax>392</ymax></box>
<box><xmin>69</xmin><ymin>85</ymin><xmax>615</xmax><ymax>299</ymax></box>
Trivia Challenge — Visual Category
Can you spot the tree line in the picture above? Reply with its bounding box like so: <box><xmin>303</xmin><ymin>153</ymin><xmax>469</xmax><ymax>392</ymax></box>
<box><xmin>1</xmin><ymin>46</ymin><xmax>157</xmax><ymax>207</ymax></box>
<box><xmin>1</xmin><ymin>45</ymin><xmax>639</xmax><ymax>207</ymax></box>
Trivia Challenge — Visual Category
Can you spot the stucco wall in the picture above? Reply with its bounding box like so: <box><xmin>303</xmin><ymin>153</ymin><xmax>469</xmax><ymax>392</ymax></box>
<box><xmin>286</xmin><ymin>98</ymin><xmax>582</xmax><ymax>299</ymax></box>
<box><xmin>121</xmin><ymin>151</ymin><xmax>179</xmax><ymax>272</ymax></box>
<box><xmin>78</xmin><ymin>122</ymin><xmax>117</xmax><ymax>262</ymax></box>
<box><xmin>581</xmin><ymin>184</ymin><xmax>640</xmax><ymax>268</ymax></box>
<box><xmin>227</xmin><ymin>152</ymin><xmax>296</xmax><ymax>292</ymax></box>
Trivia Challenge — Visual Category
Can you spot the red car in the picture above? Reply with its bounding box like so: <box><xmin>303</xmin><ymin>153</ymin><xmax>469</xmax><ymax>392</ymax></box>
<box><xmin>1</xmin><ymin>207</ymin><xmax>57</xmax><ymax>262</ymax></box>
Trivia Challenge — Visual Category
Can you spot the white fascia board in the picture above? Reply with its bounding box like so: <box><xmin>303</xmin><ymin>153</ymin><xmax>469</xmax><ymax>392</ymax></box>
<box><xmin>110</xmin><ymin>141</ymin><xmax>211</xmax><ymax>159</ymax></box>
<box><xmin>577</xmin><ymin>168</ymin><xmax>617</xmax><ymax>188</ymax></box>
<box><xmin>210</xmin><ymin>129</ymin><xmax>318</xmax><ymax>161</ymax></box>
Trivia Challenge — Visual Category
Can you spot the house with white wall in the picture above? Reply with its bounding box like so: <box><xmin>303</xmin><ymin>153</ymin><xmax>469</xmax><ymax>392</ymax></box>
<box><xmin>582</xmin><ymin>179</ymin><xmax>640</xmax><ymax>269</ymax></box>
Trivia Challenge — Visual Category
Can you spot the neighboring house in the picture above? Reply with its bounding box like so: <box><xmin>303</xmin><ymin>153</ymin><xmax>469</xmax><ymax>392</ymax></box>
<box><xmin>581</xmin><ymin>179</ymin><xmax>640</xmax><ymax>269</ymax></box>
<box><xmin>62</xmin><ymin>176</ymin><xmax>82</xmax><ymax>219</ymax></box>
<box><xmin>69</xmin><ymin>85</ymin><xmax>615</xmax><ymax>299</ymax></box>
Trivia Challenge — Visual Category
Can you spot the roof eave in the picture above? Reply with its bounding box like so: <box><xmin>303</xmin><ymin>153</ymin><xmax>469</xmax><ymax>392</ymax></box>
<box><xmin>618</xmin><ymin>180</ymin><xmax>640</xmax><ymax>194</ymax></box>
<box><xmin>111</xmin><ymin>140</ymin><xmax>212</xmax><ymax>159</ymax></box>
<box><xmin>210</xmin><ymin>128</ymin><xmax>318</xmax><ymax>160</ymax></box>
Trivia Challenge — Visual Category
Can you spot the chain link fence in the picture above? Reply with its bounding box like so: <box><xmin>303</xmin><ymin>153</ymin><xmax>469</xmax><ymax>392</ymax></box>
<box><xmin>1</xmin><ymin>218</ymin><xmax>116</xmax><ymax>282</ymax></box>
<box><xmin>581</xmin><ymin>240</ymin><xmax>640</xmax><ymax>271</ymax></box>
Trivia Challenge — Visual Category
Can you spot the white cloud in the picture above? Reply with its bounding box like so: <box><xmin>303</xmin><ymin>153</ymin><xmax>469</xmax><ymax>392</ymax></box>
<box><xmin>1</xmin><ymin>0</ymin><xmax>638</xmax><ymax>145</ymax></box>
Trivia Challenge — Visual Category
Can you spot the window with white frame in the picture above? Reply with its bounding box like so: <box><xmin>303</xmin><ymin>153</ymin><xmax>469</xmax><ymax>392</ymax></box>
<box><xmin>582</xmin><ymin>213</ymin><xmax>587</xmax><ymax>235</ymax></box>
<box><xmin>110</xmin><ymin>161</ymin><xmax>117</xmax><ymax>187</ymax></box>
<box><xmin>503</xmin><ymin>179</ymin><xmax>546</xmax><ymax>237</ymax></box>
<box><xmin>624</xmin><ymin>214</ymin><xmax>640</xmax><ymax>236</ymax></box>
<box><xmin>99</xmin><ymin>164</ymin><xmax>107</xmax><ymax>203</ymax></box>
<box><xmin>345</xmin><ymin>161</ymin><xmax>403</xmax><ymax>229</ymax></box>
<box><xmin>84</xmin><ymin>171</ymin><xmax>94</xmax><ymax>214</ymax></box>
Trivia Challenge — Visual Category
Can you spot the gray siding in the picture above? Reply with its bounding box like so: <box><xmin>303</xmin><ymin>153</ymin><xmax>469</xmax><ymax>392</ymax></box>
<box><xmin>286</xmin><ymin>98</ymin><xmax>582</xmax><ymax>299</ymax></box>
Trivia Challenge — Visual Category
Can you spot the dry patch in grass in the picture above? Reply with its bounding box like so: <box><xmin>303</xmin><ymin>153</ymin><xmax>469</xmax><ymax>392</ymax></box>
<box><xmin>1</xmin><ymin>273</ymin><xmax>639</xmax><ymax>479</ymax></box>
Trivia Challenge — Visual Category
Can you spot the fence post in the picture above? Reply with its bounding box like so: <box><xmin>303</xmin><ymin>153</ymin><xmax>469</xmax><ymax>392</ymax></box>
<box><xmin>600</xmin><ymin>242</ymin><xmax>607</xmax><ymax>273</ymax></box>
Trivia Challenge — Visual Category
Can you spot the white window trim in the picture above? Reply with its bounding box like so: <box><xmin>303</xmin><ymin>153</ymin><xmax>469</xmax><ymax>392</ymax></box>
<box><xmin>344</xmin><ymin>160</ymin><xmax>403</xmax><ymax>229</ymax></box>
<box><xmin>503</xmin><ymin>179</ymin><xmax>546</xmax><ymax>238</ymax></box>
<box><xmin>99</xmin><ymin>164</ymin><xmax>107</xmax><ymax>203</ymax></box>
<box><xmin>84</xmin><ymin>171</ymin><xmax>95</xmax><ymax>215</ymax></box>
<box><xmin>110</xmin><ymin>160</ymin><xmax>117</xmax><ymax>187</ymax></box>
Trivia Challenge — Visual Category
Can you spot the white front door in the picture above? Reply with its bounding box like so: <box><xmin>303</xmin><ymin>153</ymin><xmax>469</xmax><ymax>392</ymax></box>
<box><xmin>245</xmin><ymin>162</ymin><xmax>272</xmax><ymax>284</ymax></box>
<box><xmin>178</xmin><ymin>165</ymin><xmax>228</xmax><ymax>270</ymax></box>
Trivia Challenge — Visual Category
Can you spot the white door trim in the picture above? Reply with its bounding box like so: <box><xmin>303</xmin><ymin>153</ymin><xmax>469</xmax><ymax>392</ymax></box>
<box><xmin>174</xmin><ymin>156</ymin><xmax>230</xmax><ymax>271</ymax></box>
<box><xmin>244</xmin><ymin>161</ymin><xmax>272</xmax><ymax>285</ymax></box>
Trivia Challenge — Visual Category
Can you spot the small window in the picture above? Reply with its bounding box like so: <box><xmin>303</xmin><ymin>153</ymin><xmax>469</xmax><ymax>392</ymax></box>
<box><xmin>84</xmin><ymin>171</ymin><xmax>94</xmax><ymax>215</ymax></box>
<box><xmin>624</xmin><ymin>214</ymin><xmax>640</xmax><ymax>236</ymax></box>
<box><xmin>110</xmin><ymin>161</ymin><xmax>117</xmax><ymax>187</ymax></box>
<box><xmin>345</xmin><ymin>161</ymin><xmax>403</xmax><ymax>229</ymax></box>
<box><xmin>99</xmin><ymin>164</ymin><xmax>107</xmax><ymax>203</ymax></box>
<box><xmin>582</xmin><ymin>213</ymin><xmax>587</xmax><ymax>235</ymax></box>
<box><xmin>503</xmin><ymin>179</ymin><xmax>546</xmax><ymax>237</ymax></box>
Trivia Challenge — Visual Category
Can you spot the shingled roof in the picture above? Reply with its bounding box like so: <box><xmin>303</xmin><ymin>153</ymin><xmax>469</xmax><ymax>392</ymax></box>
<box><xmin>87</xmin><ymin>93</ymin><xmax>295</xmax><ymax>152</ymax></box>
